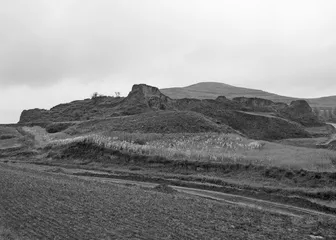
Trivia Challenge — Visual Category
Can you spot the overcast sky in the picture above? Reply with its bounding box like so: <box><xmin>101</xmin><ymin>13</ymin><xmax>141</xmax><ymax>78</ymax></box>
<box><xmin>1</xmin><ymin>0</ymin><xmax>336</xmax><ymax>123</ymax></box>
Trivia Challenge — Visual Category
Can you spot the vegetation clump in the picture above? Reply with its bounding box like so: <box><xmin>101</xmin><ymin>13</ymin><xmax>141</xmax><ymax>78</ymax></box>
<box><xmin>0</xmin><ymin>134</ymin><xmax>16</xmax><ymax>140</ymax></box>
<box><xmin>46</xmin><ymin>122</ymin><xmax>74</xmax><ymax>133</ymax></box>
<box><xmin>153</xmin><ymin>184</ymin><xmax>177</xmax><ymax>194</ymax></box>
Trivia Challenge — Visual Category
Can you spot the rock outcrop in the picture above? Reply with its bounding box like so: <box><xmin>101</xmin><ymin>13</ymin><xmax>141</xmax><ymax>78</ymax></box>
<box><xmin>19</xmin><ymin>84</ymin><xmax>175</xmax><ymax>123</ymax></box>
<box><xmin>280</xmin><ymin>100</ymin><xmax>323</xmax><ymax>127</ymax></box>
<box><xmin>232</xmin><ymin>97</ymin><xmax>322</xmax><ymax>127</ymax></box>
<box><xmin>118</xmin><ymin>84</ymin><xmax>175</xmax><ymax>114</ymax></box>
<box><xmin>19</xmin><ymin>109</ymin><xmax>52</xmax><ymax>123</ymax></box>
<box><xmin>232</xmin><ymin>97</ymin><xmax>287</xmax><ymax>112</ymax></box>
<box><xmin>174</xmin><ymin>98</ymin><xmax>310</xmax><ymax>140</ymax></box>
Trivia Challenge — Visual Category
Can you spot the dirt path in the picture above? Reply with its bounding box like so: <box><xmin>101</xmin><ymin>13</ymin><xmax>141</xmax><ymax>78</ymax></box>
<box><xmin>1</xmin><ymin>163</ymin><xmax>336</xmax><ymax>239</ymax></box>
<box><xmin>4</xmin><ymin>163</ymin><xmax>336</xmax><ymax>219</ymax></box>
<box><xmin>70</xmin><ymin>171</ymin><xmax>336</xmax><ymax>219</ymax></box>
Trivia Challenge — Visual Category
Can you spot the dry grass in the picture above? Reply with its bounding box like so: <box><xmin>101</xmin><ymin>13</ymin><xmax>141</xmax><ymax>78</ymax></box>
<box><xmin>276</xmin><ymin>137</ymin><xmax>328</xmax><ymax>148</ymax></box>
<box><xmin>0</xmin><ymin>126</ymin><xmax>20</xmax><ymax>136</ymax></box>
<box><xmin>21</xmin><ymin>126</ymin><xmax>69</xmax><ymax>147</ymax></box>
<box><xmin>46</xmin><ymin>134</ymin><xmax>264</xmax><ymax>165</ymax></box>
<box><xmin>45</xmin><ymin>131</ymin><xmax>336</xmax><ymax>171</ymax></box>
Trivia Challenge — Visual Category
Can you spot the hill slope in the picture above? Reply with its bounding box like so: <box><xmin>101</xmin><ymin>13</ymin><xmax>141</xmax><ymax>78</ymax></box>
<box><xmin>19</xmin><ymin>84</ymin><xmax>174</xmax><ymax>123</ymax></box>
<box><xmin>19</xmin><ymin>83</ymin><xmax>320</xmax><ymax>140</ymax></box>
<box><xmin>67</xmin><ymin>111</ymin><xmax>235</xmax><ymax>135</ymax></box>
<box><xmin>161</xmin><ymin>82</ymin><xmax>294</xmax><ymax>102</ymax></box>
<box><xmin>161</xmin><ymin>82</ymin><xmax>336</xmax><ymax>121</ymax></box>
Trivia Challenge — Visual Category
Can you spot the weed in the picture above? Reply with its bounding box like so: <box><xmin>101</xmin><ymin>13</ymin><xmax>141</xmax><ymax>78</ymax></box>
<box><xmin>0</xmin><ymin>135</ymin><xmax>16</xmax><ymax>140</ymax></box>
<box><xmin>45</xmin><ymin>131</ymin><xmax>336</xmax><ymax>171</ymax></box>
<box><xmin>46</xmin><ymin>122</ymin><xmax>73</xmax><ymax>133</ymax></box>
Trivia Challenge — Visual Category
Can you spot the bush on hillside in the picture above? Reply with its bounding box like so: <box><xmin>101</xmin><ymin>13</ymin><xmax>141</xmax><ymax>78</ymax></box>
<box><xmin>0</xmin><ymin>134</ymin><xmax>16</xmax><ymax>140</ymax></box>
<box><xmin>46</xmin><ymin>122</ymin><xmax>74</xmax><ymax>133</ymax></box>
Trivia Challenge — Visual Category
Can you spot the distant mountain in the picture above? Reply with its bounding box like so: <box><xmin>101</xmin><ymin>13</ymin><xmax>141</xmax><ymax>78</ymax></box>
<box><xmin>160</xmin><ymin>82</ymin><xmax>336</xmax><ymax>121</ymax></box>
<box><xmin>161</xmin><ymin>82</ymin><xmax>294</xmax><ymax>102</ymax></box>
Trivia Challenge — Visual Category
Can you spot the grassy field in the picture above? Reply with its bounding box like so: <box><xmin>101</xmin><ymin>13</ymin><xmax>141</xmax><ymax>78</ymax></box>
<box><xmin>0</xmin><ymin>164</ymin><xmax>335</xmax><ymax>240</ymax></box>
<box><xmin>44</xmin><ymin>131</ymin><xmax>336</xmax><ymax>172</ymax></box>
<box><xmin>4</xmin><ymin>126</ymin><xmax>334</xmax><ymax>193</ymax></box>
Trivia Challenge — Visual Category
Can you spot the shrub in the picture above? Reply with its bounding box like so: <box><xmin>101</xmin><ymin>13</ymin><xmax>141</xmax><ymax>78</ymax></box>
<box><xmin>46</xmin><ymin>122</ymin><xmax>74</xmax><ymax>133</ymax></box>
<box><xmin>134</xmin><ymin>139</ymin><xmax>147</xmax><ymax>145</ymax></box>
<box><xmin>0</xmin><ymin>134</ymin><xmax>16</xmax><ymax>140</ymax></box>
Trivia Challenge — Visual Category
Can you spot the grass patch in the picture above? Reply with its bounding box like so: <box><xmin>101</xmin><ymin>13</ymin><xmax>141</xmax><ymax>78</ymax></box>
<box><xmin>46</xmin><ymin>132</ymin><xmax>336</xmax><ymax>171</ymax></box>
<box><xmin>45</xmin><ymin>136</ymin><xmax>336</xmax><ymax>190</ymax></box>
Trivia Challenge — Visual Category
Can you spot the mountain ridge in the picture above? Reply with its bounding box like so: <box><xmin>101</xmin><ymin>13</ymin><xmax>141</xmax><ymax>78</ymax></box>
<box><xmin>161</xmin><ymin>82</ymin><xmax>336</xmax><ymax>101</ymax></box>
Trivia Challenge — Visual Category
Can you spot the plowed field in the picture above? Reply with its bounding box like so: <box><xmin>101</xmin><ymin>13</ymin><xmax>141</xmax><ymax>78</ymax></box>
<box><xmin>0</xmin><ymin>164</ymin><xmax>335</xmax><ymax>240</ymax></box>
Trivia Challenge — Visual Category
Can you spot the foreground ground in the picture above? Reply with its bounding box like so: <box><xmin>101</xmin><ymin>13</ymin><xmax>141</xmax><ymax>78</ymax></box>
<box><xmin>1</xmin><ymin>124</ymin><xmax>336</xmax><ymax>239</ymax></box>
<box><xmin>1</xmin><ymin>163</ymin><xmax>335</xmax><ymax>240</ymax></box>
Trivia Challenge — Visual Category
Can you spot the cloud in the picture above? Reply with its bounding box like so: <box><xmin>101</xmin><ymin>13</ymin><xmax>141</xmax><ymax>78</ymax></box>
<box><xmin>0</xmin><ymin>0</ymin><xmax>194</xmax><ymax>87</ymax></box>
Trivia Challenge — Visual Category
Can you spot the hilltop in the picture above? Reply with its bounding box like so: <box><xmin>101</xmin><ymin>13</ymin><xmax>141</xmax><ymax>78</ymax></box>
<box><xmin>161</xmin><ymin>82</ymin><xmax>336</xmax><ymax>122</ymax></box>
<box><xmin>161</xmin><ymin>82</ymin><xmax>293</xmax><ymax>102</ymax></box>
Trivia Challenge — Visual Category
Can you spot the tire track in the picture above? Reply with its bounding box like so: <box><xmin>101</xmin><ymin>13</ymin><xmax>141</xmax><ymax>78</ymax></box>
<box><xmin>1</xmin><ymin>163</ymin><xmax>336</xmax><ymax>239</ymax></box>
<box><xmin>71</xmin><ymin>172</ymin><xmax>336</xmax><ymax>219</ymax></box>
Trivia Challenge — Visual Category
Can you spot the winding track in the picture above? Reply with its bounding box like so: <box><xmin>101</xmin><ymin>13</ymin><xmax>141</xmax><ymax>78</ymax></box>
<box><xmin>3</xmin><ymin>162</ymin><xmax>336</xmax><ymax>219</ymax></box>
<box><xmin>73</xmin><ymin>171</ymin><xmax>336</xmax><ymax>219</ymax></box>
<box><xmin>1</xmin><ymin>162</ymin><xmax>336</xmax><ymax>239</ymax></box>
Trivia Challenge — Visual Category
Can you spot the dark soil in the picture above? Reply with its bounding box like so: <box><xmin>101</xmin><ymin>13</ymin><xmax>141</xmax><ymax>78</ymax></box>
<box><xmin>3</xmin><ymin>164</ymin><xmax>335</xmax><ymax>240</ymax></box>
<box><xmin>153</xmin><ymin>184</ymin><xmax>177</xmax><ymax>194</ymax></box>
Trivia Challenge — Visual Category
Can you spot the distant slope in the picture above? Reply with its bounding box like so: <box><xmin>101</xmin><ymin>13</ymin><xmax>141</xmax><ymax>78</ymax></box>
<box><xmin>161</xmin><ymin>82</ymin><xmax>336</xmax><ymax>107</ymax></box>
<box><xmin>161</xmin><ymin>82</ymin><xmax>336</xmax><ymax>121</ymax></box>
<box><xmin>161</xmin><ymin>82</ymin><xmax>295</xmax><ymax>102</ymax></box>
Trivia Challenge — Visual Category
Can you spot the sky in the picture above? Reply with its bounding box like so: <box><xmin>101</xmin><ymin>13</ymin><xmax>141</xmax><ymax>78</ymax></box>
<box><xmin>1</xmin><ymin>0</ymin><xmax>336</xmax><ymax>123</ymax></box>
